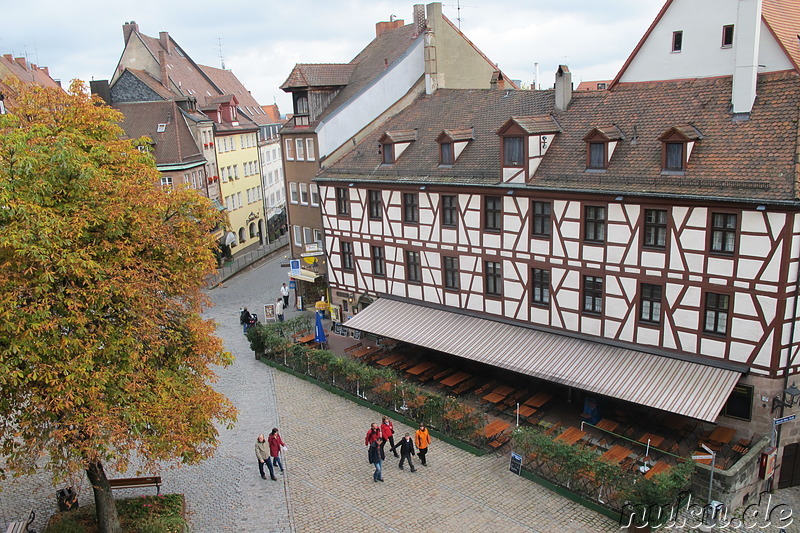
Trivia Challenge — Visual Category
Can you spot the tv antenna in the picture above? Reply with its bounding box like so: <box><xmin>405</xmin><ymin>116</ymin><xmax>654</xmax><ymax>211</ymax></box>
<box><xmin>443</xmin><ymin>0</ymin><xmax>476</xmax><ymax>29</ymax></box>
<box><xmin>217</xmin><ymin>37</ymin><xmax>226</xmax><ymax>70</ymax></box>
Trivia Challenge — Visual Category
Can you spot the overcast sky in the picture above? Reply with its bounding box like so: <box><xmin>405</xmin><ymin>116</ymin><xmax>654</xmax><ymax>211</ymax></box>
<box><xmin>2</xmin><ymin>0</ymin><xmax>665</xmax><ymax>114</ymax></box>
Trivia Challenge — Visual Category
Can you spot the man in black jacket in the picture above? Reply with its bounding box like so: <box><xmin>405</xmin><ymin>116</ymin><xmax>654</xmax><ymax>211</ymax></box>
<box><xmin>396</xmin><ymin>433</ymin><xmax>416</xmax><ymax>472</ymax></box>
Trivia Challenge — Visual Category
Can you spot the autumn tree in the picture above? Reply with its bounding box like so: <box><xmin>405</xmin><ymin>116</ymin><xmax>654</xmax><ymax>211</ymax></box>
<box><xmin>0</xmin><ymin>79</ymin><xmax>237</xmax><ymax>533</ymax></box>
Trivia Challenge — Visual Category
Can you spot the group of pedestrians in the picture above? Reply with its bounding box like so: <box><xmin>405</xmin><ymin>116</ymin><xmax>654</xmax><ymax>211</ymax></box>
<box><xmin>365</xmin><ymin>416</ymin><xmax>432</xmax><ymax>482</ymax></box>
<box><xmin>255</xmin><ymin>428</ymin><xmax>287</xmax><ymax>481</ymax></box>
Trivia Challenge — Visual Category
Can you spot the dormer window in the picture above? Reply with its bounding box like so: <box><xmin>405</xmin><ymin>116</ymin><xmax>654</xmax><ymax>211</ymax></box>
<box><xmin>441</xmin><ymin>142</ymin><xmax>454</xmax><ymax>165</ymax></box>
<box><xmin>583</xmin><ymin>127</ymin><xmax>623</xmax><ymax>171</ymax></box>
<box><xmin>503</xmin><ymin>137</ymin><xmax>524</xmax><ymax>167</ymax></box>
<box><xmin>382</xmin><ymin>143</ymin><xmax>395</xmax><ymax>164</ymax></box>
<box><xmin>436</xmin><ymin>129</ymin><xmax>472</xmax><ymax>167</ymax></box>
<box><xmin>379</xmin><ymin>130</ymin><xmax>416</xmax><ymax>165</ymax></box>
<box><xmin>659</xmin><ymin>125</ymin><xmax>702</xmax><ymax>174</ymax></box>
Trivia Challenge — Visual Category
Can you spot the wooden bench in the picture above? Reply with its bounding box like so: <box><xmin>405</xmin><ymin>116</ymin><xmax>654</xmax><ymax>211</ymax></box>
<box><xmin>5</xmin><ymin>510</ymin><xmax>34</xmax><ymax>533</ymax></box>
<box><xmin>108</xmin><ymin>476</ymin><xmax>162</xmax><ymax>495</ymax></box>
<box><xmin>344</xmin><ymin>342</ymin><xmax>363</xmax><ymax>356</ymax></box>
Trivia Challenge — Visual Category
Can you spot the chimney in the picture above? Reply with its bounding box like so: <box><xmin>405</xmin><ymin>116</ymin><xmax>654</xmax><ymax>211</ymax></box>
<box><xmin>554</xmin><ymin>65</ymin><xmax>572</xmax><ymax>111</ymax></box>
<box><xmin>159</xmin><ymin>31</ymin><xmax>171</xmax><ymax>55</ymax></box>
<box><xmin>375</xmin><ymin>18</ymin><xmax>404</xmax><ymax>37</ymax></box>
<box><xmin>158</xmin><ymin>50</ymin><xmax>169</xmax><ymax>89</ymax></box>
<box><xmin>413</xmin><ymin>4</ymin><xmax>426</xmax><ymax>36</ymax></box>
<box><xmin>732</xmin><ymin>0</ymin><xmax>762</xmax><ymax>115</ymax></box>
<box><xmin>90</xmin><ymin>80</ymin><xmax>111</xmax><ymax>104</ymax></box>
<box><xmin>122</xmin><ymin>21</ymin><xmax>139</xmax><ymax>44</ymax></box>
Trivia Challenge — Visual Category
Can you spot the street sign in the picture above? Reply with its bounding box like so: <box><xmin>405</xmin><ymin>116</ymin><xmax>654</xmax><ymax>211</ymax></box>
<box><xmin>301</xmin><ymin>251</ymin><xmax>325</xmax><ymax>257</ymax></box>
<box><xmin>289</xmin><ymin>259</ymin><xmax>301</xmax><ymax>276</ymax></box>
<box><xmin>774</xmin><ymin>414</ymin><xmax>796</xmax><ymax>426</ymax></box>
<box><xmin>692</xmin><ymin>454</ymin><xmax>714</xmax><ymax>460</ymax></box>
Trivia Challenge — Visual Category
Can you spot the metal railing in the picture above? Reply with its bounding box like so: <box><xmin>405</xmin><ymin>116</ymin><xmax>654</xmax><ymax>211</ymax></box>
<box><xmin>207</xmin><ymin>234</ymin><xmax>289</xmax><ymax>287</ymax></box>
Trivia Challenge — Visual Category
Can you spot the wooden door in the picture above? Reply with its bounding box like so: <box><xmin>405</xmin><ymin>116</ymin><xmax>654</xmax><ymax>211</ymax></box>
<box><xmin>778</xmin><ymin>442</ymin><xmax>800</xmax><ymax>489</ymax></box>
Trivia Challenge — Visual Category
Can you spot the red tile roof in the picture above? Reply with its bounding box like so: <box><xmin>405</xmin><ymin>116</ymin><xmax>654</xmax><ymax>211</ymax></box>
<box><xmin>318</xmin><ymin>72</ymin><xmax>800</xmax><ymax>203</ymax></box>
<box><xmin>762</xmin><ymin>0</ymin><xmax>800</xmax><ymax>73</ymax></box>
<box><xmin>114</xmin><ymin>100</ymin><xmax>204</xmax><ymax>167</ymax></box>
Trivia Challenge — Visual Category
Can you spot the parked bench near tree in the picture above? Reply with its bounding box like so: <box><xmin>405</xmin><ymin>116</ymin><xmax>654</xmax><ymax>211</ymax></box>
<box><xmin>5</xmin><ymin>509</ymin><xmax>34</xmax><ymax>533</ymax></box>
<box><xmin>108</xmin><ymin>476</ymin><xmax>162</xmax><ymax>495</ymax></box>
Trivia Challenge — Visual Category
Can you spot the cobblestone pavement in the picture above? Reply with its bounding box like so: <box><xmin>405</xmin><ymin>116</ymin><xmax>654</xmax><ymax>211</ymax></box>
<box><xmin>3</xmin><ymin>247</ymin><xmax>800</xmax><ymax>532</ymax></box>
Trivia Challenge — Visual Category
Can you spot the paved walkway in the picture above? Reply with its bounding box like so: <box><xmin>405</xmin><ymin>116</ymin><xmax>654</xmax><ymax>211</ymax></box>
<box><xmin>2</xmin><ymin>248</ymin><xmax>800</xmax><ymax>532</ymax></box>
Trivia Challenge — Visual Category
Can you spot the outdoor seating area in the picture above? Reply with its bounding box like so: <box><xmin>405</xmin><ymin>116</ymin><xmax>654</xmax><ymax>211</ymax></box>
<box><xmin>328</xmin><ymin>331</ymin><xmax>759</xmax><ymax>476</ymax></box>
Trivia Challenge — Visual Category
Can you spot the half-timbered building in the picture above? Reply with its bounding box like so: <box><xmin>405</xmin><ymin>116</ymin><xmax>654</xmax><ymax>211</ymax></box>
<box><xmin>317</xmin><ymin>64</ymin><xmax>800</xmax><ymax>502</ymax></box>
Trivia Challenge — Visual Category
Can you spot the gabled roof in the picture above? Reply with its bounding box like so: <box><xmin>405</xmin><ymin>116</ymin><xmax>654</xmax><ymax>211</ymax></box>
<box><xmin>501</xmin><ymin>115</ymin><xmax>562</xmax><ymax>135</ymax></box>
<box><xmin>119</xmin><ymin>28</ymin><xmax>268</xmax><ymax>126</ymax></box>
<box><xmin>318</xmin><ymin>72</ymin><xmax>800</xmax><ymax>203</ymax></box>
<box><xmin>0</xmin><ymin>54</ymin><xmax>62</xmax><ymax>112</ymax></box>
<box><xmin>439</xmin><ymin>128</ymin><xmax>474</xmax><ymax>142</ymax></box>
<box><xmin>762</xmin><ymin>0</ymin><xmax>800</xmax><ymax>73</ymax></box>
<box><xmin>584</xmin><ymin>126</ymin><xmax>624</xmax><ymax>142</ymax></box>
<box><xmin>113</xmin><ymin>100</ymin><xmax>204</xmax><ymax>167</ymax></box>
<box><xmin>612</xmin><ymin>0</ymin><xmax>800</xmax><ymax>88</ymax></box>
<box><xmin>200</xmin><ymin>64</ymin><xmax>271</xmax><ymax>125</ymax></box>
<box><xmin>381</xmin><ymin>129</ymin><xmax>417</xmax><ymax>143</ymax></box>
<box><xmin>261</xmin><ymin>104</ymin><xmax>282</xmax><ymax>123</ymax></box>
<box><xmin>279</xmin><ymin>64</ymin><xmax>357</xmax><ymax>90</ymax></box>
<box><xmin>317</xmin><ymin>24</ymin><xmax>421</xmax><ymax>124</ymax></box>
<box><xmin>0</xmin><ymin>54</ymin><xmax>61</xmax><ymax>91</ymax></box>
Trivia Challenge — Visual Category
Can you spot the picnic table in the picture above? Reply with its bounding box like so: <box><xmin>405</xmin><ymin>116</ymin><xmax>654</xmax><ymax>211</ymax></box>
<box><xmin>644</xmin><ymin>460</ymin><xmax>671</xmax><ymax>479</ymax></box>
<box><xmin>524</xmin><ymin>391</ymin><xmax>553</xmax><ymax>408</ymax></box>
<box><xmin>295</xmin><ymin>332</ymin><xmax>316</xmax><ymax>344</ymax></box>
<box><xmin>516</xmin><ymin>405</ymin><xmax>537</xmax><ymax>418</ymax></box>
<box><xmin>707</xmin><ymin>425</ymin><xmax>736</xmax><ymax>445</ymax></box>
<box><xmin>600</xmin><ymin>445</ymin><xmax>633</xmax><ymax>465</ymax></box>
<box><xmin>376</xmin><ymin>353</ymin><xmax>404</xmax><ymax>367</ymax></box>
<box><xmin>595</xmin><ymin>419</ymin><xmax>619</xmax><ymax>433</ymax></box>
<box><xmin>482</xmin><ymin>391</ymin><xmax>507</xmax><ymax>405</ymax></box>
<box><xmin>351</xmin><ymin>345</ymin><xmax>379</xmax><ymax>358</ymax></box>
<box><xmin>483</xmin><ymin>419</ymin><xmax>511</xmax><ymax>439</ymax></box>
<box><xmin>492</xmin><ymin>385</ymin><xmax>515</xmax><ymax>397</ymax></box>
<box><xmin>554</xmin><ymin>426</ymin><xmax>586</xmax><ymax>445</ymax></box>
<box><xmin>406</xmin><ymin>361</ymin><xmax>437</xmax><ymax>376</ymax></box>
<box><xmin>638</xmin><ymin>432</ymin><xmax>665</xmax><ymax>448</ymax></box>
<box><xmin>440</xmin><ymin>371</ymin><xmax>471</xmax><ymax>388</ymax></box>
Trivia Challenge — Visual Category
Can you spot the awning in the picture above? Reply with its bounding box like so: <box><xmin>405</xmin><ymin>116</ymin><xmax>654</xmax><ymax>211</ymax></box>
<box><xmin>289</xmin><ymin>269</ymin><xmax>321</xmax><ymax>282</ymax></box>
<box><xmin>343</xmin><ymin>298</ymin><xmax>744</xmax><ymax>422</ymax></box>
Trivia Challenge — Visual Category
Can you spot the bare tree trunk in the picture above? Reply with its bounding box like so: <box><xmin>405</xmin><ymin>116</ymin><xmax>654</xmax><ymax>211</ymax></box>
<box><xmin>86</xmin><ymin>459</ymin><xmax>121</xmax><ymax>533</ymax></box>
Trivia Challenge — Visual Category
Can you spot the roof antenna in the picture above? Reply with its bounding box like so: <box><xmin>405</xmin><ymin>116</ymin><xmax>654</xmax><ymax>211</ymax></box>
<box><xmin>217</xmin><ymin>37</ymin><xmax>225</xmax><ymax>70</ymax></box>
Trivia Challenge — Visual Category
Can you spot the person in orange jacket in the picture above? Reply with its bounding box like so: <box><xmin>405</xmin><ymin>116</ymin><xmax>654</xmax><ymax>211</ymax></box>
<box><xmin>415</xmin><ymin>423</ymin><xmax>432</xmax><ymax>466</ymax></box>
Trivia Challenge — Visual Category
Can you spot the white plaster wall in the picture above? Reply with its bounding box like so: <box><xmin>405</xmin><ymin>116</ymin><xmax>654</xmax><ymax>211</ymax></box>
<box><xmin>316</xmin><ymin>38</ymin><xmax>424</xmax><ymax>158</ymax></box>
<box><xmin>619</xmin><ymin>0</ymin><xmax>792</xmax><ymax>83</ymax></box>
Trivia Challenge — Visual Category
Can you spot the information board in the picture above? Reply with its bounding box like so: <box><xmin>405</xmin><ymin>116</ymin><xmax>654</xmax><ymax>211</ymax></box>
<box><xmin>509</xmin><ymin>452</ymin><xmax>522</xmax><ymax>475</ymax></box>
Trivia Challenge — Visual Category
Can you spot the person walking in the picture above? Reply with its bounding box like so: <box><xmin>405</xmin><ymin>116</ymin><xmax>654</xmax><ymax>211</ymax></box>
<box><xmin>369</xmin><ymin>437</ymin><xmax>384</xmax><ymax>482</ymax></box>
<box><xmin>268</xmin><ymin>428</ymin><xmax>286</xmax><ymax>473</ymax></box>
<box><xmin>415</xmin><ymin>423</ymin><xmax>431</xmax><ymax>466</ymax></box>
<box><xmin>275</xmin><ymin>297</ymin><xmax>285</xmax><ymax>322</ymax></box>
<box><xmin>240</xmin><ymin>308</ymin><xmax>252</xmax><ymax>334</ymax></box>
<box><xmin>396</xmin><ymin>433</ymin><xmax>416</xmax><ymax>472</ymax></box>
<box><xmin>365</xmin><ymin>422</ymin><xmax>381</xmax><ymax>447</ymax></box>
<box><xmin>281</xmin><ymin>283</ymin><xmax>290</xmax><ymax>308</ymax></box>
<box><xmin>255</xmin><ymin>434</ymin><xmax>277</xmax><ymax>480</ymax></box>
<box><xmin>381</xmin><ymin>416</ymin><xmax>398</xmax><ymax>458</ymax></box>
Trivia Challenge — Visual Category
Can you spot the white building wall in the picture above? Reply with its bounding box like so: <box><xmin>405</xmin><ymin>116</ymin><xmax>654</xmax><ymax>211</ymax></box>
<box><xmin>619</xmin><ymin>0</ymin><xmax>792</xmax><ymax>83</ymax></box>
<box><xmin>316</xmin><ymin>39</ymin><xmax>424</xmax><ymax>158</ymax></box>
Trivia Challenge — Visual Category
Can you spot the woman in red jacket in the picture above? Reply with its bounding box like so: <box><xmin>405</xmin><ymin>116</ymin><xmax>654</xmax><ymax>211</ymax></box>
<box><xmin>380</xmin><ymin>416</ymin><xmax>398</xmax><ymax>459</ymax></box>
<box><xmin>268</xmin><ymin>428</ymin><xmax>286</xmax><ymax>473</ymax></box>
